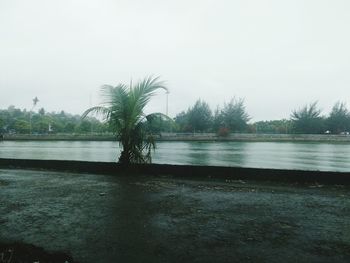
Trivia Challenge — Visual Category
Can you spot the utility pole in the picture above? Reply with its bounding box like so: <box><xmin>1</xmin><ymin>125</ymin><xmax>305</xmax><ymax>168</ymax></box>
<box><xmin>166</xmin><ymin>90</ymin><xmax>169</xmax><ymax>116</ymax></box>
<box><xmin>166</xmin><ymin>90</ymin><xmax>171</xmax><ymax>133</ymax></box>
<box><xmin>29</xmin><ymin>96</ymin><xmax>39</xmax><ymax>135</ymax></box>
<box><xmin>89</xmin><ymin>93</ymin><xmax>93</xmax><ymax>134</ymax></box>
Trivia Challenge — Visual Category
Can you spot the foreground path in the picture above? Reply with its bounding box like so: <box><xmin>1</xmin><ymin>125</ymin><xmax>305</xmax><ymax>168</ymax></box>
<box><xmin>0</xmin><ymin>169</ymin><xmax>349</xmax><ymax>263</ymax></box>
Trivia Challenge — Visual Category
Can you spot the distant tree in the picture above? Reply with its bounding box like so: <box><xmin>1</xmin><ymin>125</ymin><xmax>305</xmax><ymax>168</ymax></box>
<box><xmin>14</xmin><ymin>119</ymin><xmax>30</xmax><ymax>134</ymax></box>
<box><xmin>0</xmin><ymin>106</ymin><xmax>109</xmax><ymax>135</ymax></box>
<box><xmin>291</xmin><ymin>102</ymin><xmax>325</xmax><ymax>134</ymax></box>
<box><xmin>213</xmin><ymin>106</ymin><xmax>224</xmax><ymax>131</ymax></box>
<box><xmin>75</xmin><ymin>120</ymin><xmax>92</xmax><ymax>133</ymax></box>
<box><xmin>59</xmin><ymin>110</ymin><xmax>66</xmax><ymax>117</ymax></box>
<box><xmin>38</xmin><ymin>108</ymin><xmax>45</xmax><ymax>115</ymax></box>
<box><xmin>220</xmin><ymin>98</ymin><xmax>250</xmax><ymax>132</ymax></box>
<box><xmin>63</xmin><ymin>122</ymin><xmax>76</xmax><ymax>133</ymax></box>
<box><xmin>253</xmin><ymin>119</ymin><xmax>292</xmax><ymax>134</ymax></box>
<box><xmin>7</xmin><ymin>106</ymin><xmax>22</xmax><ymax>120</ymax></box>
<box><xmin>174</xmin><ymin>100</ymin><xmax>213</xmax><ymax>132</ymax></box>
<box><xmin>326</xmin><ymin>101</ymin><xmax>350</xmax><ymax>134</ymax></box>
<box><xmin>147</xmin><ymin>114</ymin><xmax>175</xmax><ymax>134</ymax></box>
<box><xmin>187</xmin><ymin>99</ymin><xmax>213</xmax><ymax>132</ymax></box>
<box><xmin>0</xmin><ymin>111</ymin><xmax>5</xmax><ymax>131</ymax></box>
<box><xmin>34</xmin><ymin>120</ymin><xmax>50</xmax><ymax>134</ymax></box>
<box><xmin>174</xmin><ymin>111</ymin><xmax>190</xmax><ymax>132</ymax></box>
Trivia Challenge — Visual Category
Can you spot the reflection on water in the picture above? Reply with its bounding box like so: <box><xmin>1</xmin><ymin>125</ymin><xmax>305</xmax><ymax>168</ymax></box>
<box><xmin>1</xmin><ymin>140</ymin><xmax>350</xmax><ymax>172</ymax></box>
<box><xmin>187</xmin><ymin>142</ymin><xmax>211</xmax><ymax>165</ymax></box>
<box><xmin>153</xmin><ymin>141</ymin><xmax>248</xmax><ymax>167</ymax></box>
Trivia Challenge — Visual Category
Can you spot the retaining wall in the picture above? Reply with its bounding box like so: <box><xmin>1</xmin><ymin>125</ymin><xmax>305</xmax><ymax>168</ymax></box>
<box><xmin>3</xmin><ymin>133</ymin><xmax>350</xmax><ymax>142</ymax></box>
<box><xmin>0</xmin><ymin>158</ymin><xmax>349</xmax><ymax>185</ymax></box>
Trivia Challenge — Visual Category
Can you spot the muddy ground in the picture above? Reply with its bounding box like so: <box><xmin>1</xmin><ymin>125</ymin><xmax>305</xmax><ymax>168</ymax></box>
<box><xmin>0</xmin><ymin>169</ymin><xmax>349</xmax><ymax>263</ymax></box>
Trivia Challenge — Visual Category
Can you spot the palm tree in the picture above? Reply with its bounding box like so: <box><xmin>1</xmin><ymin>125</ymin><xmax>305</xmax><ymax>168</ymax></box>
<box><xmin>83</xmin><ymin>76</ymin><xmax>168</xmax><ymax>164</ymax></box>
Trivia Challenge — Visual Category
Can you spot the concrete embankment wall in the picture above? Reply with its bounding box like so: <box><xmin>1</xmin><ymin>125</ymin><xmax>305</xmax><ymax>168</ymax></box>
<box><xmin>2</xmin><ymin>134</ymin><xmax>116</xmax><ymax>141</ymax></box>
<box><xmin>1</xmin><ymin>158</ymin><xmax>349</xmax><ymax>185</ymax></box>
<box><xmin>159</xmin><ymin>133</ymin><xmax>350</xmax><ymax>142</ymax></box>
<box><xmin>2</xmin><ymin>133</ymin><xmax>350</xmax><ymax>142</ymax></box>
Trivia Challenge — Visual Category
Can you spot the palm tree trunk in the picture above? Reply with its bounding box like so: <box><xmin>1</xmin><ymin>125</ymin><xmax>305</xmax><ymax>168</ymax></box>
<box><xmin>119</xmin><ymin>139</ymin><xmax>131</xmax><ymax>164</ymax></box>
<box><xmin>119</xmin><ymin>150</ymin><xmax>130</xmax><ymax>164</ymax></box>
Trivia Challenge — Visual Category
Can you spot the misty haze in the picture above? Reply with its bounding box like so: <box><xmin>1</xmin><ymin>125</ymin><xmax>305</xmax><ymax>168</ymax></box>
<box><xmin>1</xmin><ymin>1</ymin><xmax>350</xmax><ymax>263</ymax></box>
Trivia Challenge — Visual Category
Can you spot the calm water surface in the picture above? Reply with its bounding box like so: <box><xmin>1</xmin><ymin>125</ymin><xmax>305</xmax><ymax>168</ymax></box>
<box><xmin>1</xmin><ymin>140</ymin><xmax>350</xmax><ymax>172</ymax></box>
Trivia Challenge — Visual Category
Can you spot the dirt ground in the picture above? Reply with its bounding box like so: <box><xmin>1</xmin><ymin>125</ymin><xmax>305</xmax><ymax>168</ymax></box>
<box><xmin>0</xmin><ymin>169</ymin><xmax>349</xmax><ymax>263</ymax></box>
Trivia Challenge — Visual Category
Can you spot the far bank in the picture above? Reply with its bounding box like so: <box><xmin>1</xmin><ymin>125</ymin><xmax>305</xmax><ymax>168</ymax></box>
<box><xmin>2</xmin><ymin>133</ymin><xmax>350</xmax><ymax>143</ymax></box>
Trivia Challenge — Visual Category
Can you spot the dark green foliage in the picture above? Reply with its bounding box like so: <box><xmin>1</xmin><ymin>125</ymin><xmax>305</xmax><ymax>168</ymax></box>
<box><xmin>0</xmin><ymin>105</ymin><xmax>105</xmax><ymax>135</ymax></box>
<box><xmin>38</xmin><ymin>108</ymin><xmax>45</xmax><ymax>115</ymax></box>
<box><xmin>75</xmin><ymin>120</ymin><xmax>92</xmax><ymax>133</ymax></box>
<box><xmin>175</xmin><ymin>98</ymin><xmax>250</xmax><ymax>133</ymax></box>
<box><xmin>3</xmin><ymin>97</ymin><xmax>350</xmax><ymax>138</ymax></box>
<box><xmin>63</xmin><ymin>122</ymin><xmax>76</xmax><ymax>133</ymax></box>
<box><xmin>187</xmin><ymin>100</ymin><xmax>213</xmax><ymax>132</ymax></box>
<box><xmin>291</xmin><ymin>102</ymin><xmax>325</xmax><ymax>134</ymax></box>
<box><xmin>146</xmin><ymin>113</ymin><xmax>175</xmax><ymax>134</ymax></box>
<box><xmin>13</xmin><ymin>119</ymin><xmax>30</xmax><ymax>134</ymax></box>
<box><xmin>174</xmin><ymin>100</ymin><xmax>213</xmax><ymax>132</ymax></box>
<box><xmin>174</xmin><ymin>111</ymin><xmax>190</xmax><ymax>132</ymax></box>
<box><xmin>326</xmin><ymin>102</ymin><xmax>350</xmax><ymax>134</ymax></box>
<box><xmin>253</xmin><ymin>119</ymin><xmax>292</xmax><ymax>134</ymax></box>
<box><xmin>220</xmin><ymin>98</ymin><xmax>250</xmax><ymax>132</ymax></box>
<box><xmin>213</xmin><ymin>106</ymin><xmax>223</xmax><ymax>131</ymax></box>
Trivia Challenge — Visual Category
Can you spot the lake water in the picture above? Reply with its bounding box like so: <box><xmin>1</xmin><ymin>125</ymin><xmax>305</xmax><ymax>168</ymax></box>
<box><xmin>0</xmin><ymin>140</ymin><xmax>350</xmax><ymax>172</ymax></box>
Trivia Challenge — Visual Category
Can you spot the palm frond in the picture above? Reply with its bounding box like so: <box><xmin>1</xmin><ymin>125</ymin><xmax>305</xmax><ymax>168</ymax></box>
<box><xmin>84</xmin><ymin>76</ymin><xmax>167</xmax><ymax>164</ymax></box>
<box><xmin>82</xmin><ymin>106</ymin><xmax>111</xmax><ymax>120</ymax></box>
<box><xmin>146</xmin><ymin>112</ymin><xmax>173</xmax><ymax>122</ymax></box>
<box><xmin>132</xmin><ymin>76</ymin><xmax>167</xmax><ymax>110</ymax></box>
<box><xmin>128</xmin><ymin>76</ymin><xmax>168</xmax><ymax>131</ymax></box>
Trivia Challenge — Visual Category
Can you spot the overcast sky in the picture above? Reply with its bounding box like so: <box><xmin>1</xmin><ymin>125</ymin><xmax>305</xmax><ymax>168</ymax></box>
<box><xmin>1</xmin><ymin>0</ymin><xmax>350</xmax><ymax>121</ymax></box>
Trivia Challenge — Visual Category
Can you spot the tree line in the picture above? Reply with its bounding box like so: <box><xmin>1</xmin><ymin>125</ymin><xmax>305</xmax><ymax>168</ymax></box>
<box><xmin>175</xmin><ymin>98</ymin><xmax>350</xmax><ymax>135</ymax></box>
<box><xmin>174</xmin><ymin>100</ymin><xmax>350</xmax><ymax>135</ymax></box>
<box><xmin>0</xmin><ymin>106</ymin><xmax>109</xmax><ymax>134</ymax></box>
<box><xmin>1</xmin><ymin>100</ymin><xmax>350</xmax><ymax>135</ymax></box>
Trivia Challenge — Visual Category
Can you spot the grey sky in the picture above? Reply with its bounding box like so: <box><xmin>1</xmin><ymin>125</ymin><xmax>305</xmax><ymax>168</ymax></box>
<box><xmin>1</xmin><ymin>0</ymin><xmax>350</xmax><ymax>121</ymax></box>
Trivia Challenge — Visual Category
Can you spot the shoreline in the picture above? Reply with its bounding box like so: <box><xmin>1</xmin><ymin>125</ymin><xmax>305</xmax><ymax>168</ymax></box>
<box><xmin>2</xmin><ymin>133</ymin><xmax>350</xmax><ymax>142</ymax></box>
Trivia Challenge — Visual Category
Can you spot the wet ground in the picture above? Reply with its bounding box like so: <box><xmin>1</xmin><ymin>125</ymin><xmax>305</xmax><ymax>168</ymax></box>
<box><xmin>0</xmin><ymin>169</ymin><xmax>349</xmax><ymax>263</ymax></box>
